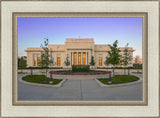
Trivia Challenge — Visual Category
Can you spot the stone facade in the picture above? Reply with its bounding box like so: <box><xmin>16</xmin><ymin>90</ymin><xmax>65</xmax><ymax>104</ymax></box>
<box><xmin>25</xmin><ymin>38</ymin><xmax>134</xmax><ymax>68</ymax></box>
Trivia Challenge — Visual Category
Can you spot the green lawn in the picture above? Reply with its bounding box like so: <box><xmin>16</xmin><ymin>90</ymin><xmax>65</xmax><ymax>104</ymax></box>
<box><xmin>98</xmin><ymin>75</ymin><xmax>139</xmax><ymax>85</ymax></box>
<box><xmin>22</xmin><ymin>75</ymin><xmax>62</xmax><ymax>85</ymax></box>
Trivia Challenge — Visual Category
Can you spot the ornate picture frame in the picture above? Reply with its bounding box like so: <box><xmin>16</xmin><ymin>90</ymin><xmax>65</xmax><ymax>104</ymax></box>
<box><xmin>1</xmin><ymin>0</ymin><xmax>159</xmax><ymax>117</ymax></box>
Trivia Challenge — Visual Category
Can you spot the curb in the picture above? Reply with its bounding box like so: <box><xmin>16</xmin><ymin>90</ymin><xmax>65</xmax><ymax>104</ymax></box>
<box><xmin>95</xmin><ymin>74</ymin><xmax>142</xmax><ymax>87</ymax></box>
<box><xmin>19</xmin><ymin>74</ymin><xmax>67</xmax><ymax>88</ymax></box>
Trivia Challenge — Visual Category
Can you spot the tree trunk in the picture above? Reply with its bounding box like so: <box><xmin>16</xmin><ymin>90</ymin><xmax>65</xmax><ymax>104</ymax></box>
<box><xmin>46</xmin><ymin>68</ymin><xmax>48</xmax><ymax>78</ymax></box>
<box><xmin>124</xmin><ymin>69</ymin><xmax>125</xmax><ymax>75</ymax></box>
<box><xmin>50</xmin><ymin>73</ymin><xmax>52</xmax><ymax>81</ymax></box>
<box><xmin>109</xmin><ymin>71</ymin><xmax>111</xmax><ymax>82</ymax></box>
<box><xmin>31</xmin><ymin>69</ymin><xmax>32</xmax><ymax>76</ymax></box>
<box><xmin>21</xmin><ymin>68</ymin><xmax>23</xmax><ymax>73</ymax></box>
<box><xmin>128</xmin><ymin>69</ymin><xmax>130</xmax><ymax>75</ymax></box>
<box><xmin>136</xmin><ymin>65</ymin><xmax>139</xmax><ymax>72</ymax></box>
<box><xmin>113</xmin><ymin>68</ymin><xmax>115</xmax><ymax>77</ymax></box>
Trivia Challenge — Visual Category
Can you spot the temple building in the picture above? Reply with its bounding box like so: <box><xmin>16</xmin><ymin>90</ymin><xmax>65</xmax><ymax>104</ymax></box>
<box><xmin>25</xmin><ymin>38</ymin><xmax>135</xmax><ymax>68</ymax></box>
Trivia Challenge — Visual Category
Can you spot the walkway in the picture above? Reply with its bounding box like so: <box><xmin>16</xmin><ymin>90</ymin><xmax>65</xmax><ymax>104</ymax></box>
<box><xmin>18</xmin><ymin>74</ymin><xmax>142</xmax><ymax>101</ymax></box>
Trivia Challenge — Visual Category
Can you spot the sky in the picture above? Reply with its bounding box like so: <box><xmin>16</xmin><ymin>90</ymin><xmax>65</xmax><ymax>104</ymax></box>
<box><xmin>18</xmin><ymin>17</ymin><xmax>142</xmax><ymax>58</ymax></box>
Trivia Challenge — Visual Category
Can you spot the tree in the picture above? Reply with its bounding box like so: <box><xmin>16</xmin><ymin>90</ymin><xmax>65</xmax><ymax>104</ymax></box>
<box><xmin>134</xmin><ymin>56</ymin><xmax>140</xmax><ymax>72</ymax></box>
<box><xmin>89</xmin><ymin>56</ymin><xmax>95</xmax><ymax>68</ymax></box>
<box><xmin>104</xmin><ymin>55</ymin><xmax>110</xmax><ymax>71</ymax></box>
<box><xmin>29</xmin><ymin>66</ymin><xmax>33</xmax><ymax>76</ymax></box>
<box><xmin>107</xmin><ymin>40</ymin><xmax>121</xmax><ymax>78</ymax></box>
<box><xmin>18</xmin><ymin>56</ymin><xmax>27</xmax><ymax>73</ymax></box>
<box><xmin>122</xmin><ymin>43</ymin><xmax>132</xmax><ymax>75</ymax></box>
<box><xmin>40</xmin><ymin>38</ymin><xmax>53</xmax><ymax>79</ymax></box>
<box><xmin>64</xmin><ymin>54</ymin><xmax>70</xmax><ymax>69</ymax></box>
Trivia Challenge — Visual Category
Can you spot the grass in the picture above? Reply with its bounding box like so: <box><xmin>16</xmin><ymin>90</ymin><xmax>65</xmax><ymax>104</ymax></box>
<box><xmin>132</xmin><ymin>72</ymin><xmax>142</xmax><ymax>74</ymax></box>
<box><xmin>98</xmin><ymin>75</ymin><xmax>139</xmax><ymax>85</ymax></box>
<box><xmin>22</xmin><ymin>75</ymin><xmax>63</xmax><ymax>85</ymax></box>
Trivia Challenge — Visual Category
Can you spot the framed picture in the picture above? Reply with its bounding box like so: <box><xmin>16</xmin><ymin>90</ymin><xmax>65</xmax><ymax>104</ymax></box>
<box><xmin>1</xmin><ymin>0</ymin><xmax>159</xmax><ymax>118</ymax></box>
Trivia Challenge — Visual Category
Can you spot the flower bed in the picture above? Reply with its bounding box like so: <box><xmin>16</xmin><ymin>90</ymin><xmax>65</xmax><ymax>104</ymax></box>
<box><xmin>49</xmin><ymin>70</ymin><xmax>111</xmax><ymax>75</ymax></box>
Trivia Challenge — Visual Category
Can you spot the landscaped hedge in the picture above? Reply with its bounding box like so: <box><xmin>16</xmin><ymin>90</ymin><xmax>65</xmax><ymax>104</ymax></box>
<box><xmin>72</xmin><ymin>65</ymin><xmax>90</xmax><ymax>72</ymax></box>
<box><xmin>97</xmin><ymin>66</ymin><xmax>142</xmax><ymax>69</ymax></box>
<box><xmin>18</xmin><ymin>67</ymin><xmax>63</xmax><ymax>69</ymax></box>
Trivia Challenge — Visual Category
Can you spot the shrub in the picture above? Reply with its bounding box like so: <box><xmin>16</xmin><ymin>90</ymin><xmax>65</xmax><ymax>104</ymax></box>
<box><xmin>18</xmin><ymin>67</ymin><xmax>63</xmax><ymax>69</ymax></box>
<box><xmin>133</xmin><ymin>64</ymin><xmax>142</xmax><ymax>69</ymax></box>
<box><xmin>97</xmin><ymin>66</ymin><xmax>136</xmax><ymax>69</ymax></box>
<box><xmin>72</xmin><ymin>65</ymin><xmax>90</xmax><ymax>72</ymax></box>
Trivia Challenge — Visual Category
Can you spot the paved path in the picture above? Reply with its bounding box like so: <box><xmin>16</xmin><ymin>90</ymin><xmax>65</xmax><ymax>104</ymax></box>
<box><xmin>18</xmin><ymin>74</ymin><xmax>142</xmax><ymax>101</ymax></box>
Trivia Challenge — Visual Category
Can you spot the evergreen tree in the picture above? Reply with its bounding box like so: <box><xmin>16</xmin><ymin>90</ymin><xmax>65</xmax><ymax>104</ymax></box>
<box><xmin>40</xmin><ymin>38</ymin><xmax>53</xmax><ymax>79</ymax></box>
<box><xmin>19</xmin><ymin>56</ymin><xmax>27</xmax><ymax>73</ymax></box>
<box><xmin>122</xmin><ymin>43</ymin><xmax>132</xmax><ymax>75</ymax></box>
<box><xmin>107</xmin><ymin>40</ymin><xmax>121</xmax><ymax>77</ymax></box>
<box><xmin>64</xmin><ymin>54</ymin><xmax>70</xmax><ymax>69</ymax></box>
<box><xmin>134</xmin><ymin>56</ymin><xmax>140</xmax><ymax>72</ymax></box>
<box><xmin>89</xmin><ymin>56</ymin><xmax>95</xmax><ymax>68</ymax></box>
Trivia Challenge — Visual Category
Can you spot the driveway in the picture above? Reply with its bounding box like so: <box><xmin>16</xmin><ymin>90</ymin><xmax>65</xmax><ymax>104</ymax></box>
<box><xmin>18</xmin><ymin>74</ymin><xmax>142</xmax><ymax>101</ymax></box>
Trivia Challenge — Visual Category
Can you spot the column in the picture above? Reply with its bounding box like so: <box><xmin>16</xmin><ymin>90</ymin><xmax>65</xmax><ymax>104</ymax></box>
<box><xmin>86</xmin><ymin>52</ymin><xmax>87</xmax><ymax>65</ymax></box>
<box><xmin>55</xmin><ymin>55</ymin><xmax>57</xmax><ymax>66</ymax></box>
<box><xmin>70</xmin><ymin>52</ymin><xmax>72</xmax><ymax>65</ymax></box>
<box><xmin>36</xmin><ymin>55</ymin><xmax>38</xmax><ymax>66</ymax></box>
<box><xmin>81</xmin><ymin>52</ymin><xmax>82</xmax><ymax>65</ymax></box>
<box><xmin>32</xmin><ymin>54</ymin><xmax>34</xmax><ymax>66</ymax></box>
<box><xmin>76</xmin><ymin>52</ymin><xmax>78</xmax><ymax>65</ymax></box>
<box><xmin>89</xmin><ymin>51</ymin><xmax>91</xmax><ymax>65</ymax></box>
<box><xmin>72</xmin><ymin>52</ymin><xmax>74</xmax><ymax>65</ymax></box>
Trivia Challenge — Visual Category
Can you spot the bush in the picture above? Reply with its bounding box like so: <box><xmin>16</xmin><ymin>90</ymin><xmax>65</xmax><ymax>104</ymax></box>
<box><xmin>133</xmin><ymin>64</ymin><xmax>142</xmax><ymax>69</ymax></box>
<box><xmin>72</xmin><ymin>65</ymin><xmax>90</xmax><ymax>72</ymax></box>
<box><xmin>97</xmin><ymin>66</ymin><xmax>137</xmax><ymax>69</ymax></box>
<box><xmin>18</xmin><ymin>67</ymin><xmax>63</xmax><ymax>69</ymax></box>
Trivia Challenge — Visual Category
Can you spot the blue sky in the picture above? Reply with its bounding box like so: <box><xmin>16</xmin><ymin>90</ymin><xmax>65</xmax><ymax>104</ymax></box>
<box><xmin>18</xmin><ymin>17</ymin><xmax>142</xmax><ymax>58</ymax></box>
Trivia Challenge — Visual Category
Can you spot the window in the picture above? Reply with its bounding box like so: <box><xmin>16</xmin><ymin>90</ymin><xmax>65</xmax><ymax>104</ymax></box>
<box><xmin>83</xmin><ymin>52</ymin><xmax>85</xmax><ymax>65</ymax></box>
<box><xmin>123</xmin><ymin>58</ymin><xmax>126</xmax><ymax>66</ymax></box>
<box><xmin>99</xmin><ymin>57</ymin><xmax>102</xmax><ymax>66</ymax></box>
<box><xmin>74</xmin><ymin>53</ymin><xmax>76</xmax><ymax>65</ymax></box>
<box><xmin>57</xmin><ymin>57</ymin><xmax>61</xmax><ymax>66</ymax></box>
<box><xmin>34</xmin><ymin>57</ymin><xmax>36</xmax><ymax>66</ymax></box>
<box><xmin>119</xmin><ymin>58</ymin><xmax>122</xmax><ymax>66</ymax></box>
<box><xmin>38</xmin><ymin>57</ymin><xmax>40</xmax><ymax>66</ymax></box>
<box><xmin>78</xmin><ymin>53</ymin><xmax>81</xmax><ymax>65</ymax></box>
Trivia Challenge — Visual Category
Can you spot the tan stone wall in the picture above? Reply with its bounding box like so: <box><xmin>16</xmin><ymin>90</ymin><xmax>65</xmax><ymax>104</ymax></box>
<box><xmin>25</xmin><ymin>39</ymin><xmax>135</xmax><ymax>68</ymax></box>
